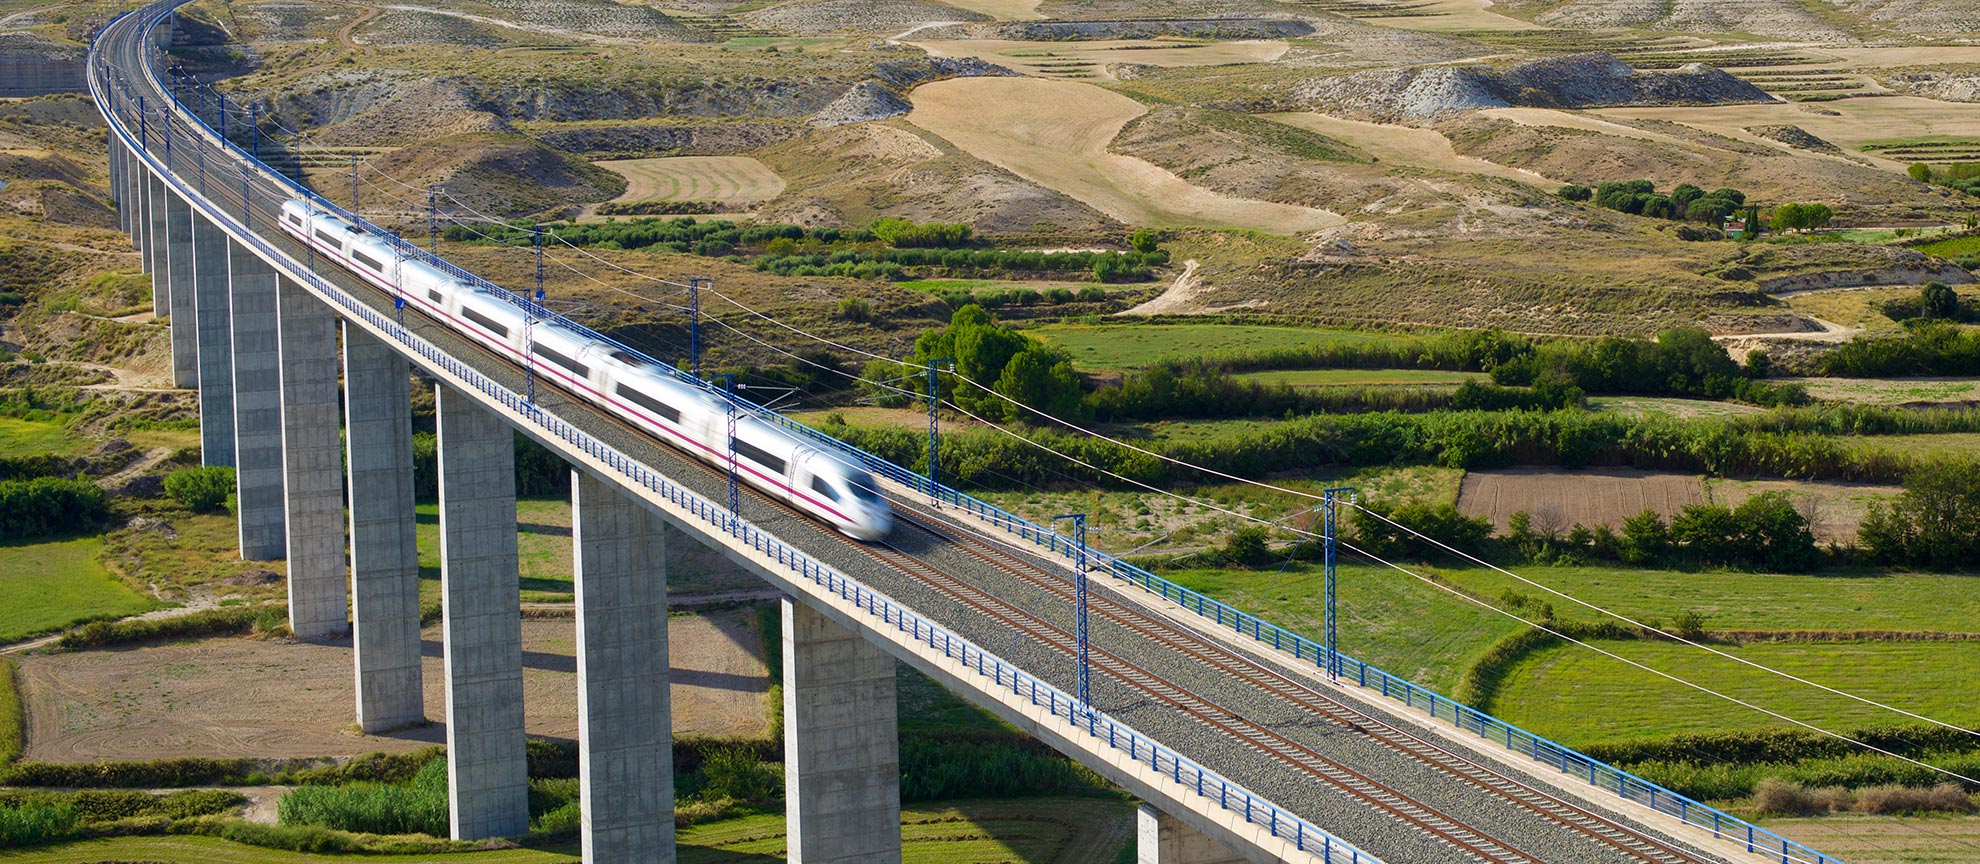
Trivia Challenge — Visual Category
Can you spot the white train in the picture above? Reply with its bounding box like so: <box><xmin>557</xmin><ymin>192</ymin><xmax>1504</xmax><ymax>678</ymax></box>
<box><xmin>277</xmin><ymin>198</ymin><xmax>892</xmax><ymax>541</ymax></box>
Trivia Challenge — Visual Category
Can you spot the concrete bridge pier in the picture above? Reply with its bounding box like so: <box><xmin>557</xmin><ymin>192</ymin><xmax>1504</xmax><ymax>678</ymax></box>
<box><xmin>571</xmin><ymin>470</ymin><xmax>674</xmax><ymax>861</ymax></box>
<box><xmin>227</xmin><ymin>237</ymin><xmax>285</xmax><ymax>559</ymax></box>
<box><xmin>191</xmin><ymin>211</ymin><xmax>234</xmax><ymax>464</ymax></box>
<box><xmin>344</xmin><ymin>325</ymin><xmax>423</xmax><ymax>731</ymax></box>
<box><xmin>161</xmin><ymin>179</ymin><xmax>196</xmax><ymax>386</ymax></box>
<box><xmin>782</xmin><ymin>597</ymin><xmax>901</xmax><ymax>864</ymax></box>
<box><xmin>1137</xmin><ymin>804</ymin><xmax>1249</xmax><ymax>864</ymax></box>
<box><xmin>140</xmin><ymin>161</ymin><xmax>160</xmax><ymax>285</ymax></box>
<box><xmin>278</xmin><ymin>275</ymin><xmax>347</xmax><ymax>638</ymax></box>
<box><xmin>435</xmin><ymin>385</ymin><xmax>529</xmax><ymax>841</ymax></box>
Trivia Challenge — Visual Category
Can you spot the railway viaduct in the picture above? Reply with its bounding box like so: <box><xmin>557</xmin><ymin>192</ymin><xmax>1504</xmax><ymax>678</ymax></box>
<box><xmin>85</xmin><ymin>4</ymin><xmax>1846</xmax><ymax>863</ymax></box>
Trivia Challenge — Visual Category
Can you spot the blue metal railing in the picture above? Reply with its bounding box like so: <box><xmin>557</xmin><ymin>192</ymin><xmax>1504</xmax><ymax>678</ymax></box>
<box><xmin>99</xmin><ymin>10</ymin><xmax>1843</xmax><ymax>861</ymax></box>
<box><xmin>88</xmin><ymin>10</ymin><xmax>1378</xmax><ymax>861</ymax></box>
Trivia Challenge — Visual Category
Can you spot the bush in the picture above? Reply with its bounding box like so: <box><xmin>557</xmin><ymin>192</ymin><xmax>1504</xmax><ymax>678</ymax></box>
<box><xmin>1351</xmin><ymin>500</ymin><xmax>1492</xmax><ymax>562</ymax></box>
<box><xmin>53</xmin><ymin>605</ymin><xmax>287</xmax><ymax>652</ymax></box>
<box><xmin>694</xmin><ymin>746</ymin><xmax>780</xmax><ymax>803</ymax></box>
<box><xmin>163</xmin><ymin>466</ymin><xmax>234</xmax><ymax>512</ymax></box>
<box><xmin>0</xmin><ymin>476</ymin><xmax>109</xmax><ymax>539</ymax></box>
<box><xmin>836</xmin><ymin>296</ymin><xmax>872</xmax><ymax>323</ymax></box>
<box><xmin>1753</xmin><ymin>778</ymin><xmax>1851</xmax><ymax>816</ymax></box>
<box><xmin>1221</xmin><ymin>526</ymin><xmax>1274</xmax><ymax>567</ymax></box>
<box><xmin>1557</xmin><ymin>184</ymin><xmax>1592</xmax><ymax>202</ymax></box>
<box><xmin>0</xmin><ymin>789</ymin><xmax>242</xmax><ymax>824</ymax></box>
<box><xmin>1</xmin><ymin>756</ymin><xmax>257</xmax><ymax>788</ymax></box>
<box><xmin>277</xmin><ymin>757</ymin><xmax>449</xmax><ymax>837</ymax></box>
<box><xmin>1859</xmin><ymin>464</ymin><xmax>1980</xmax><ymax>569</ymax></box>
<box><xmin>1854</xmin><ymin>783</ymin><xmax>1974</xmax><ymax>815</ymax></box>
<box><xmin>0</xmin><ymin>800</ymin><xmax>79</xmax><ymax>847</ymax></box>
<box><xmin>899</xmin><ymin>737</ymin><xmax>1110</xmax><ymax>802</ymax></box>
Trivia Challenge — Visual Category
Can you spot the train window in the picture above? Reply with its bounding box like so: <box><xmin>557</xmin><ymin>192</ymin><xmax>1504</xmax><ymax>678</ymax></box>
<box><xmin>284</xmin><ymin>214</ymin><xmax>302</xmax><ymax>227</ymax></box>
<box><xmin>461</xmin><ymin>307</ymin><xmax>510</xmax><ymax>338</ymax></box>
<box><xmin>733</xmin><ymin>439</ymin><xmax>785</xmax><ymax>475</ymax></box>
<box><xmin>427</xmin><ymin>289</ymin><xmax>444</xmax><ymax>304</ymax></box>
<box><xmin>615</xmin><ymin>384</ymin><xmax>680</xmax><ymax>423</ymax></box>
<box><xmin>846</xmin><ymin>470</ymin><xmax>884</xmax><ymax>504</ymax></box>
<box><xmin>610</xmin><ymin>349</ymin><xmax>646</xmax><ymax>367</ymax></box>
<box><xmin>531</xmin><ymin>342</ymin><xmax>589</xmax><ymax>378</ymax></box>
<box><xmin>313</xmin><ymin>229</ymin><xmax>343</xmax><ymax>248</ymax></box>
<box><xmin>352</xmin><ymin>249</ymin><xmax>385</xmax><ymax>272</ymax></box>
<box><xmin>810</xmin><ymin>476</ymin><xmax>840</xmax><ymax>502</ymax></box>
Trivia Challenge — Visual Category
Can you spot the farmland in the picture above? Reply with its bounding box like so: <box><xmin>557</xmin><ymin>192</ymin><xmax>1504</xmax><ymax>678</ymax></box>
<box><xmin>593</xmin><ymin>156</ymin><xmax>786</xmax><ymax>208</ymax></box>
<box><xmin>1026</xmin><ymin>322</ymin><xmax>1398</xmax><ymax>371</ymax></box>
<box><xmin>906</xmin><ymin>77</ymin><xmax>1344</xmax><ymax>234</ymax></box>
<box><xmin>0</xmin><ymin>537</ymin><xmax>157</xmax><ymax>644</ymax></box>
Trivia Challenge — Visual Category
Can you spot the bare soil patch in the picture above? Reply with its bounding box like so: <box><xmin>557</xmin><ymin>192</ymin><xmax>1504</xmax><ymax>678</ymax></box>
<box><xmin>1457</xmin><ymin>468</ymin><xmax>1707</xmax><ymax>534</ymax></box>
<box><xmin>17</xmin><ymin>609</ymin><xmax>770</xmax><ymax>762</ymax></box>
<box><xmin>909</xmin><ymin>38</ymin><xmax>1287</xmax><ymax>80</ymax></box>
<box><xmin>906</xmin><ymin>77</ymin><xmax>1343</xmax><ymax>233</ymax></box>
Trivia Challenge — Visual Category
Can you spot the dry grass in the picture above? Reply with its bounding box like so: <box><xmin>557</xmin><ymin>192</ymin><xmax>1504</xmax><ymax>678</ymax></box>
<box><xmin>905</xmin><ymin>77</ymin><xmax>1343</xmax><ymax>233</ymax></box>
<box><xmin>1594</xmin><ymin>96</ymin><xmax>1980</xmax><ymax>169</ymax></box>
<box><xmin>909</xmin><ymin>38</ymin><xmax>1288</xmax><ymax>80</ymax></box>
<box><xmin>1265</xmin><ymin>112</ymin><xmax>1555</xmax><ymax>184</ymax></box>
<box><xmin>595</xmin><ymin>156</ymin><xmax>786</xmax><ymax>205</ymax></box>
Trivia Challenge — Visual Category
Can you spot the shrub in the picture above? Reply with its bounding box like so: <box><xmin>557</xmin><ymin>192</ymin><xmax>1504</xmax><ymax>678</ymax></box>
<box><xmin>1557</xmin><ymin>184</ymin><xmax>1592</xmax><ymax>202</ymax></box>
<box><xmin>899</xmin><ymin>737</ymin><xmax>1110</xmax><ymax>802</ymax></box>
<box><xmin>1753</xmin><ymin>778</ymin><xmax>1850</xmax><ymax>816</ymax></box>
<box><xmin>1853</xmin><ymin>783</ymin><xmax>1974</xmax><ymax>815</ymax></box>
<box><xmin>1859</xmin><ymin>464</ymin><xmax>1980</xmax><ymax>569</ymax></box>
<box><xmin>835</xmin><ymin>296</ymin><xmax>872</xmax><ymax>323</ymax></box>
<box><xmin>277</xmin><ymin>757</ymin><xmax>449</xmax><ymax>837</ymax></box>
<box><xmin>163</xmin><ymin>466</ymin><xmax>234</xmax><ymax>512</ymax></box>
<box><xmin>1129</xmin><ymin>229</ymin><xmax>1158</xmax><ymax>253</ymax></box>
<box><xmin>1351</xmin><ymin>500</ymin><xmax>1491</xmax><ymax>562</ymax></box>
<box><xmin>0</xmin><ymin>477</ymin><xmax>109</xmax><ymax>539</ymax></box>
<box><xmin>0</xmin><ymin>800</ymin><xmax>79</xmax><ymax>847</ymax></box>
<box><xmin>54</xmin><ymin>605</ymin><xmax>286</xmax><ymax>651</ymax></box>
<box><xmin>695</xmin><ymin>746</ymin><xmax>780</xmax><ymax>803</ymax></box>
<box><xmin>1221</xmin><ymin>526</ymin><xmax>1274</xmax><ymax>567</ymax></box>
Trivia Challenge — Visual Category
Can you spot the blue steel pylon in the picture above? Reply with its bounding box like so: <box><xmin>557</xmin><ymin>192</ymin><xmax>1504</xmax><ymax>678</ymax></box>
<box><xmin>1322</xmin><ymin>487</ymin><xmax>1356</xmax><ymax>680</ymax></box>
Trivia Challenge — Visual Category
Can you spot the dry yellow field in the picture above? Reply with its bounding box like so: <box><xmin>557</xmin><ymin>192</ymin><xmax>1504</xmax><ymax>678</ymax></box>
<box><xmin>595</xmin><ymin>155</ymin><xmax>787</xmax><ymax>204</ymax></box>
<box><xmin>1596</xmin><ymin>96</ymin><xmax>1980</xmax><ymax>168</ymax></box>
<box><xmin>929</xmin><ymin>0</ymin><xmax>1043</xmax><ymax>20</ymax></box>
<box><xmin>910</xmin><ymin>38</ymin><xmax>1287</xmax><ymax>80</ymax></box>
<box><xmin>1266</xmin><ymin>111</ymin><xmax>1557</xmax><ymax>184</ymax></box>
<box><xmin>1479</xmin><ymin>106</ymin><xmax>1871</xmax><ymax>167</ymax></box>
<box><xmin>1360</xmin><ymin>0</ymin><xmax>1537</xmax><ymax>31</ymax></box>
<box><xmin>908</xmin><ymin>77</ymin><xmax>1343</xmax><ymax>233</ymax></box>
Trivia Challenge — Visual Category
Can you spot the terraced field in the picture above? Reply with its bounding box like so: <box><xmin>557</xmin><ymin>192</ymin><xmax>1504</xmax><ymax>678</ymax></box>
<box><xmin>595</xmin><ymin>156</ymin><xmax>787</xmax><ymax>206</ymax></box>
<box><xmin>1265</xmin><ymin>112</ymin><xmax>1554</xmax><ymax>183</ymax></box>
<box><xmin>1595</xmin><ymin>96</ymin><xmax>1980</xmax><ymax>167</ymax></box>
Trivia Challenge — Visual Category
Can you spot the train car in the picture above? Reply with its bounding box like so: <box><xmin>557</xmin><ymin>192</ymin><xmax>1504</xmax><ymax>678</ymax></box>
<box><xmin>275</xmin><ymin>198</ymin><xmax>891</xmax><ymax>540</ymax></box>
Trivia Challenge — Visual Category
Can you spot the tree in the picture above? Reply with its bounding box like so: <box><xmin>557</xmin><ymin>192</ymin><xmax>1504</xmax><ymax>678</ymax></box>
<box><xmin>1731</xmin><ymin>491</ymin><xmax>1817</xmax><ymax>572</ymax></box>
<box><xmin>1129</xmin><ymin>229</ymin><xmax>1158</xmax><ymax>254</ymax></box>
<box><xmin>992</xmin><ymin>347</ymin><xmax>1085</xmax><ymax>422</ymax></box>
<box><xmin>1908</xmin><ymin>163</ymin><xmax>1935</xmax><ymax>183</ymax></box>
<box><xmin>1921</xmin><ymin>281</ymin><xmax>1959</xmax><ymax>320</ymax></box>
<box><xmin>1772</xmin><ymin>202</ymin><xmax>1835</xmax><ymax>233</ymax></box>
<box><xmin>1618</xmin><ymin>509</ymin><xmax>1670</xmax><ymax>566</ymax></box>
<box><xmin>1860</xmin><ymin>466</ymin><xmax>1980</xmax><ymax>569</ymax></box>
<box><xmin>1222</xmin><ymin>526</ymin><xmax>1274</xmax><ymax>567</ymax></box>
<box><xmin>164</xmin><ymin>466</ymin><xmax>235</xmax><ymax>513</ymax></box>
<box><xmin>1558</xmin><ymin>184</ymin><xmax>1592</xmax><ymax>202</ymax></box>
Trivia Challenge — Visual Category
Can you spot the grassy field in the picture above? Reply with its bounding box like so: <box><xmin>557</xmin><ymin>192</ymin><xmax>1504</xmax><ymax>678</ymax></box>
<box><xmin>0</xmin><ymin>536</ymin><xmax>158</xmax><ymax>644</ymax></box>
<box><xmin>1494</xmin><ymin>639</ymin><xmax>1980</xmax><ymax>745</ymax></box>
<box><xmin>1915</xmin><ymin>235</ymin><xmax>1980</xmax><ymax>258</ymax></box>
<box><xmin>906</xmin><ymin>77</ymin><xmax>1341</xmax><ymax>234</ymax></box>
<box><xmin>676</xmin><ymin>798</ymin><xmax>1132</xmax><ymax>864</ymax></box>
<box><xmin>1232</xmin><ymin>368</ymin><xmax>1484</xmax><ymax>387</ymax></box>
<box><xmin>593</xmin><ymin>156</ymin><xmax>786</xmax><ymax>205</ymax></box>
<box><xmin>1433</xmin><ymin>565</ymin><xmax>1980</xmax><ymax>633</ymax></box>
<box><xmin>415</xmin><ymin>497</ymin><xmax>573</xmax><ymax>603</ymax></box>
<box><xmin>1171</xmin><ymin>561</ymin><xmax>1523</xmax><ymax>694</ymax></box>
<box><xmin>0</xmin><ymin>415</ymin><xmax>88</xmax><ymax>459</ymax></box>
<box><xmin>0</xmin><ymin>837</ymin><xmax>579</xmax><ymax>863</ymax></box>
<box><xmin>1784</xmin><ymin>377</ymin><xmax>1980</xmax><ymax>406</ymax></box>
<box><xmin>1587</xmin><ymin>396</ymin><xmax>1768</xmax><ymax>419</ymax></box>
<box><xmin>1846</xmin><ymin>432</ymin><xmax>1980</xmax><ymax>459</ymax></box>
<box><xmin>1763</xmin><ymin>814</ymin><xmax>1980</xmax><ymax>864</ymax></box>
<box><xmin>1026</xmin><ymin>322</ymin><xmax>1396</xmax><ymax>371</ymax></box>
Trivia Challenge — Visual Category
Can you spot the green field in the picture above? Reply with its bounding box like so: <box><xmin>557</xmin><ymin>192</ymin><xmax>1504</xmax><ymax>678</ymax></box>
<box><xmin>1434</xmin><ymin>565</ymin><xmax>1980</xmax><ymax>633</ymax></box>
<box><xmin>1232</xmin><ymin>368</ymin><xmax>1483</xmax><ymax>387</ymax></box>
<box><xmin>1494</xmin><ymin>639</ymin><xmax>1980</xmax><ymax>746</ymax></box>
<box><xmin>0</xmin><ymin>536</ymin><xmax>159</xmax><ymax>644</ymax></box>
<box><xmin>1026</xmin><ymin>323</ymin><xmax>1395</xmax><ymax>371</ymax></box>
<box><xmin>1916</xmin><ymin>235</ymin><xmax>1980</xmax><ymax>258</ymax></box>
<box><xmin>1846</xmin><ymin>432</ymin><xmax>1980</xmax><ymax>459</ymax></box>
<box><xmin>1172</xmin><ymin>561</ymin><xmax>1523</xmax><ymax>694</ymax></box>
<box><xmin>0</xmin><ymin>416</ymin><xmax>88</xmax><ymax>459</ymax></box>
<box><xmin>415</xmin><ymin>498</ymin><xmax>573</xmax><ymax>603</ymax></box>
<box><xmin>896</xmin><ymin>278</ymin><xmax>1096</xmax><ymax>294</ymax></box>
<box><xmin>677</xmin><ymin>798</ymin><xmax>1132</xmax><ymax>864</ymax></box>
<box><xmin>0</xmin><ymin>837</ymin><xmax>579</xmax><ymax>864</ymax></box>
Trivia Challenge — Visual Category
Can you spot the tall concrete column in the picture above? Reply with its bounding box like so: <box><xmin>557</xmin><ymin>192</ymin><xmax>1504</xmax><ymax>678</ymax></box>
<box><xmin>110</xmin><ymin>145</ymin><xmax>126</xmax><ymax>237</ymax></box>
<box><xmin>192</xmin><ymin>212</ymin><xmax>235</xmax><ymax>466</ymax></box>
<box><xmin>162</xmin><ymin>181</ymin><xmax>196</xmax><ymax>385</ymax></box>
<box><xmin>783</xmin><ymin>597</ymin><xmax>900</xmax><ymax>864</ymax></box>
<box><xmin>141</xmin><ymin>162</ymin><xmax>159</xmax><ymax>280</ymax></box>
<box><xmin>281</xmin><ymin>277</ymin><xmax>347</xmax><ymax>639</ymax></box>
<box><xmin>1136</xmin><ymin>804</ymin><xmax>1247</xmax><ymax>864</ymax></box>
<box><xmin>437</xmin><ymin>385</ymin><xmax>528</xmax><ymax>841</ymax></box>
<box><xmin>345</xmin><ymin>325</ymin><xmax>422</xmax><ymax>731</ymax></box>
<box><xmin>228</xmin><ymin>239</ymin><xmax>285</xmax><ymax>560</ymax></box>
<box><xmin>572</xmin><ymin>470</ymin><xmax>673</xmax><ymax>862</ymax></box>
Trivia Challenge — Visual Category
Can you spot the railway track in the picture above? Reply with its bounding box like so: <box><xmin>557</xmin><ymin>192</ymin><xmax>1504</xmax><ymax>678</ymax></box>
<box><xmin>103</xmin><ymin>33</ymin><xmax>1721</xmax><ymax>861</ymax></box>
<box><xmin>890</xmin><ymin>507</ymin><xmax>1714</xmax><ymax>864</ymax></box>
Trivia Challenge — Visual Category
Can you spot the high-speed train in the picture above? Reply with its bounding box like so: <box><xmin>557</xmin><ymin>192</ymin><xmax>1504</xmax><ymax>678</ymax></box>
<box><xmin>276</xmin><ymin>198</ymin><xmax>892</xmax><ymax>541</ymax></box>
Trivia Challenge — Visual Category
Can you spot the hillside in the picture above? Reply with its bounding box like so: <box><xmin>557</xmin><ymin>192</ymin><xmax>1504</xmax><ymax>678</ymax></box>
<box><xmin>1291</xmin><ymin>53</ymin><xmax>1773</xmax><ymax>124</ymax></box>
<box><xmin>340</xmin><ymin>132</ymin><xmax>627</xmax><ymax>219</ymax></box>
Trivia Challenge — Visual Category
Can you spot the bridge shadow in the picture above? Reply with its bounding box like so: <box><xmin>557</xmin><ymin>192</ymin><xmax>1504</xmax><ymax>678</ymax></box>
<box><xmin>420</xmin><ymin>638</ymin><xmax>575</xmax><ymax>673</ymax></box>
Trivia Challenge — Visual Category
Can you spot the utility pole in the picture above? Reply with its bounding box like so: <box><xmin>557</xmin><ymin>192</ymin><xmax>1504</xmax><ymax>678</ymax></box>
<box><xmin>715</xmin><ymin>373</ymin><xmax>740</xmax><ymax>523</ymax></box>
<box><xmin>1053</xmin><ymin>512</ymin><xmax>1091</xmax><ymax>713</ymax></box>
<box><xmin>1322</xmin><ymin>487</ymin><xmax>1356</xmax><ymax>680</ymax></box>
<box><xmin>686</xmin><ymin>278</ymin><xmax>704</xmax><ymax>379</ymax></box>
<box><xmin>925</xmin><ymin>357</ymin><xmax>953</xmax><ymax>503</ymax></box>
<box><xmin>532</xmin><ymin>224</ymin><xmax>544</xmax><ymax>314</ymax></box>
<box><xmin>428</xmin><ymin>186</ymin><xmax>438</xmax><ymax>253</ymax></box>
<box><xmin>217</xmin><ymin>93</ymin><xmax>225</xmax><ymax>142</ymax></box>
<box><xmin>349</xmin><ymin>156</ymin><xmax>358</xmax><ymax>214</ymax></box>
<box><xmin>249</xmin><ymin>104</ymin><xmax>258</xmax><ymax>160</ymax></box>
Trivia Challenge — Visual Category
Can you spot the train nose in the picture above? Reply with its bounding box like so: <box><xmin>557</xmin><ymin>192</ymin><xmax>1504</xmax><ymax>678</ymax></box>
<box><xmin>848</xmin><ymin>507</ymin><xmax>892</xmax><ymax>542</ymax></box>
